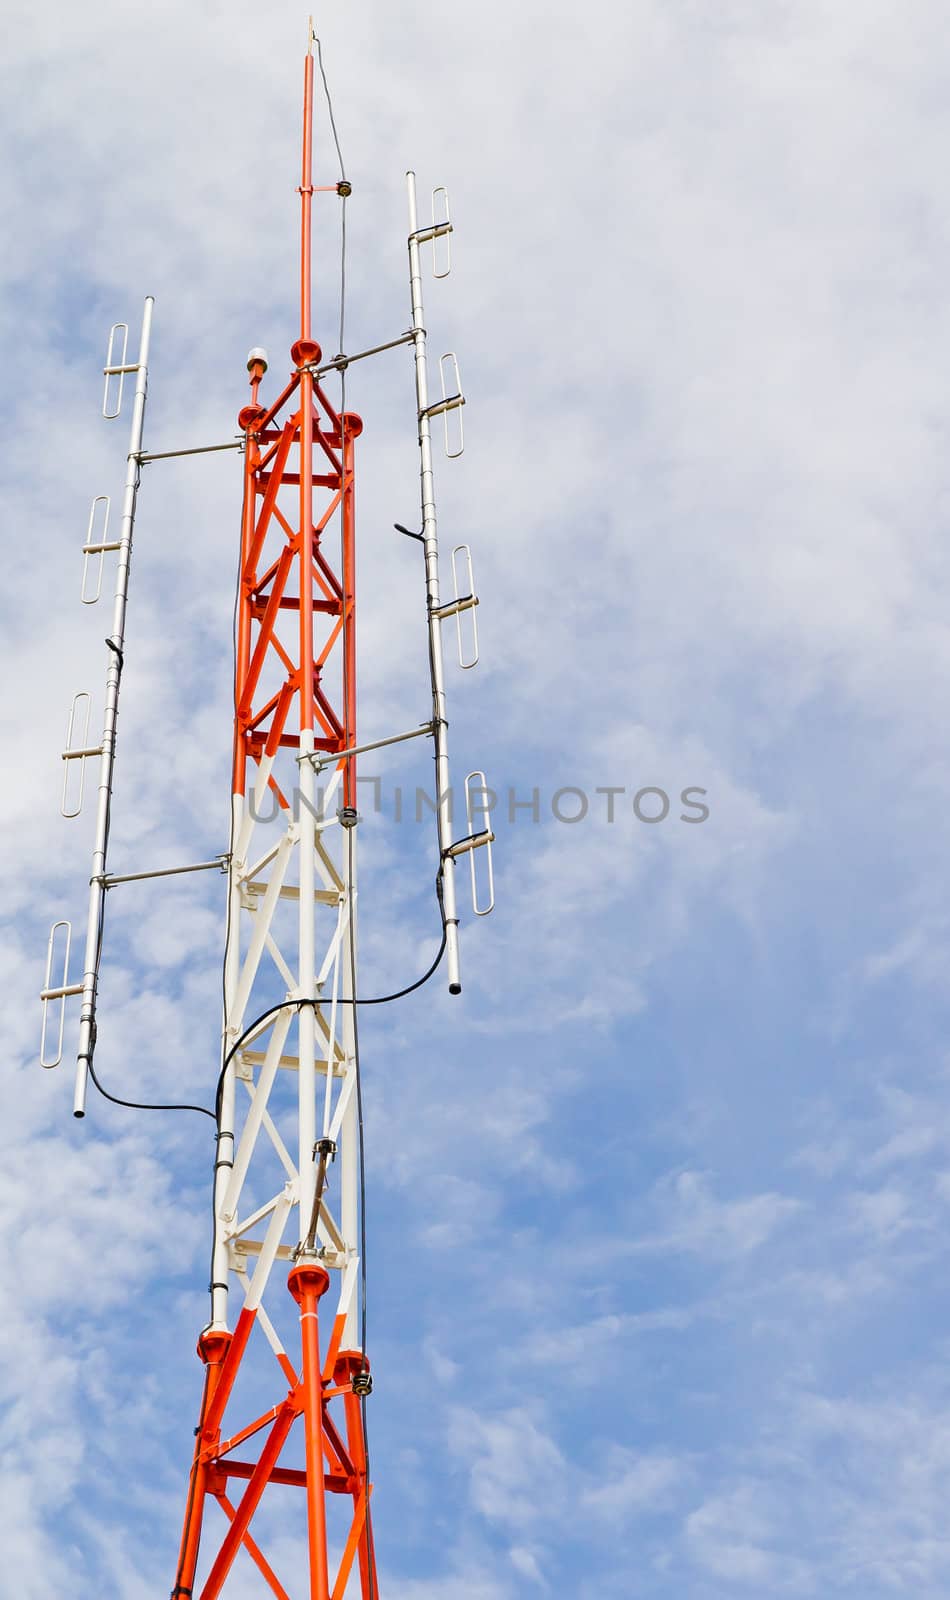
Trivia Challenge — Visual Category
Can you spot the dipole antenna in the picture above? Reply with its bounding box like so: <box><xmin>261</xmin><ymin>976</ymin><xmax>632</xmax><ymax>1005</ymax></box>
<box><xmin>41</xmin><ymin>301</ymin><xmax>155</xmax><ymax>1099</ymax></box>
<box><xmin>40</xmin><ymin>29</ymin><xmax>493</xmax><ymax>1597</ymax></box>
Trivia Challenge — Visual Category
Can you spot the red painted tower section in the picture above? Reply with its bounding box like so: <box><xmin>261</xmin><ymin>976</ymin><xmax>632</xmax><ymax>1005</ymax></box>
<box><xmin>171</xmin><ymin>40</ymin><xmax>374</xmax><ymax>1600</ymax></box>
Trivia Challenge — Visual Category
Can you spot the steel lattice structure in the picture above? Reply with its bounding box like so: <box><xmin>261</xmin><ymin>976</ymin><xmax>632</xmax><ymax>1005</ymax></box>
<box><xmin>40</xmin><ymin>26</ymin><xmax>493</xmax><ymax>1600</ymax></box>
<box><xmin>170</xmin><ymin>57</ymin><xmax>370</xmax><ymax>1595</ymax></box>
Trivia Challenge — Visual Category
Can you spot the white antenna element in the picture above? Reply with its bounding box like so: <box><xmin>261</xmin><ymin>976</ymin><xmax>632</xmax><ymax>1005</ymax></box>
<box><xmin>407</xmin><ymin>170</ymin><xmax>465</xmax><ymax>990</ymax></box>
<box><xmin>40</xmin><ymin>921</ymin><xmax>81</xmax><ymax>1068</ymax></box>
<box><xmin>73</xmin><ymin>296</ymin><xmax>154</xmax><ymax>1115</ymax></box>
<box><xmin>464</xmin><ymin>770</ymin><xmax>496</xmax><ymax>916</ymax></box>
<box><xmin>450</xmin><ymin>544</ymin><xmax>479</xmax><ymax>669</ymax></box>
<box><xmin>60</xmin><ymin>691</ymin><xmax>96</xmax><ymax>818</ymax></box>
<box><xmin>431</xmin><ymin>186</ymin><xmax>452</xmax><ymax>278</ymax></box>
<box><xmin>81</xmin><ymin>495</ymin><xmax>119</xmax><ymax>604</ymax></box>
<box><xmin>437</xmin><ymin>352</ymin><xmax>465</xmax><ymax>459</ymax></box>
<box><xmin>407</xmin><ymin>172</ymin><xmax>494</xmax><ymax>968</ymax></box>
<box><xmin>102</xmin><ymin>323</ymin><xmax>130</xmax><ymax>419</ymax></box>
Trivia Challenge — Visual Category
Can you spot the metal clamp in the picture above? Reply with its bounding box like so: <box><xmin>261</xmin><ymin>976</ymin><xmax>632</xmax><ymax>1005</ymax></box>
<box><xmin>102</xmin><ymin>322</ymin><xmax>129</xmax><ymax>418</ymax></box>
<box><xmin>81</xmin><ymin>495</ymin><xmax>119</xmax><ymax>604</ymax></box>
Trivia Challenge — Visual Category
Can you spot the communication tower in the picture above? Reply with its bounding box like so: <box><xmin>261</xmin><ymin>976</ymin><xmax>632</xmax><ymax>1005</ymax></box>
<box><xmin>40</xmin><ymin>28</ymin><xmax>493</xmax><ymax>1597</ymax></box>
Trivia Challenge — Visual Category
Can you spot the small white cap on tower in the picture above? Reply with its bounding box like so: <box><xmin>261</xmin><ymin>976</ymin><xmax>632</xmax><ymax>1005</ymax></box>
<box><xmin>247</xmin><ymin>347</ymin><xmax>269</xmax><ymax>372</ymax></box>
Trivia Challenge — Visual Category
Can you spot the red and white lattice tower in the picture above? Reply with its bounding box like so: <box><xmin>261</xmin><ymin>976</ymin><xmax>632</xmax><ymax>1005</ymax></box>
<box><xmin>40</xmin><ymin>27</ymin><xmax>493</xmax><ymax>1599</ymax></box>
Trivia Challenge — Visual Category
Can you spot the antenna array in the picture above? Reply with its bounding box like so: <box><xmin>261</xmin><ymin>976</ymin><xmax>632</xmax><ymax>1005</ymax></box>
<box><xmin>39</xmin><ymin>38</ymin><xmax>493</xmax><ymax>1599</ymax></box>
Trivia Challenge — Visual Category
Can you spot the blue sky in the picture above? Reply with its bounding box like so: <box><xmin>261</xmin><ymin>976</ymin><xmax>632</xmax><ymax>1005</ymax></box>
<box><xmin>7</xmin><ymin>1</ymin><xmax>950</xmax><ymax>1595</ymax></box>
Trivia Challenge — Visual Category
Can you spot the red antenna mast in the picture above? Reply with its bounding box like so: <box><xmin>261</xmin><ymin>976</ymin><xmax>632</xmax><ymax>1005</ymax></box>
<box><xmin>172</xmin><ymin>29</ymin><xmax>370</xmax><ymax>1599</ymax></box>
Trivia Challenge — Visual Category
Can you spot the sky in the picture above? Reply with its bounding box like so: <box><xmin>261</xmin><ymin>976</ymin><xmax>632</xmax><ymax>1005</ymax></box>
<box><xmin>6</xmin><ymin>1</ymin><xmax>950</xmax><ymax>1595</ymax></box>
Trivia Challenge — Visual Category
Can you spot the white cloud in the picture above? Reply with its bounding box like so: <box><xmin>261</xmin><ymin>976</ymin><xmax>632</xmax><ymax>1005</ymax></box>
<box><xmin>686</xmin><ymin>1484</ymin><xmax>781</xmax><ymax>1585</ymax></box>
<box><xmin>508</xmin><ymin>1546</ymin><xmax>546</xmax><ymax>1588</ymax></box>
<box><xmin>583</xmin><ymin>1449</ymin><xmax>684</xmax><ymax>1522</ymax></box>
<box><xmin>449</xmin><ymin>1407</ymin><xmax>566</xmax><ymax>1533</ymax></box>
<box><xmin>848</xmin><ymin>1186</ymin><xmax>914</xmax><ymax>1240</ymax></box>
<box><xmin>525</xmin><ymin>1307</ymin><xmax>698</xmax><ymax>1371</ymax></box>
<box><xmin>632</xmin><ymin>1170</ymin><xmax>802</xmax><ymax>1261</ymax></box>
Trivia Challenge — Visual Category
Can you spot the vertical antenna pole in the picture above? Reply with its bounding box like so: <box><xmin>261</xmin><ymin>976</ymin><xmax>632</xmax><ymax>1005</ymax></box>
<box><xmin>342</xmin><ymin>420</ymin><xmax>357</xmax><ymax>806</ymax></box>
<box><xmin>340</xmin><ymin>419</ymin><xmax>360</xmax><ymax>1339</ymax></box>
<box><xmin>74</xmin><ymin>295</ymin><xmax>154</xmax><ymax>1116</ymax></box>
<box><xmin>407</xmin><ymin>172</ymin><xmax>462</xmax><ymax>993</ymax></box>
<box><xmin>301</xmin><ymin>30</ymin><xmax>315</xmax><ymax>344</ymax></box>
<box><xmin>341</xmin><ymin>848</ymin><xmax>360</xmax><ymax>1351</ymax></box>
<box><xmin>296</xmin><ymin>35</ymin><xmax>333</xmax><ymax>1598</ymax></box>
<box><xmin>209</xmin><ymin>795</ymin><xmax>242</xmax><ymax>1334</ymax></box>
<box><xmin>166</xmin><ymin>33</ymin><xmax>409</xmax><ymax>1592</ymax></box>
<box><xmin>298</xmin><ymin>27</ymin><xmax>319</xmax><ymax>1261</ymax></box>
<box><xmin>212</xmin><ymin>372</ymin><xmax>265</xmax><ymax>1338</ymax></box>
